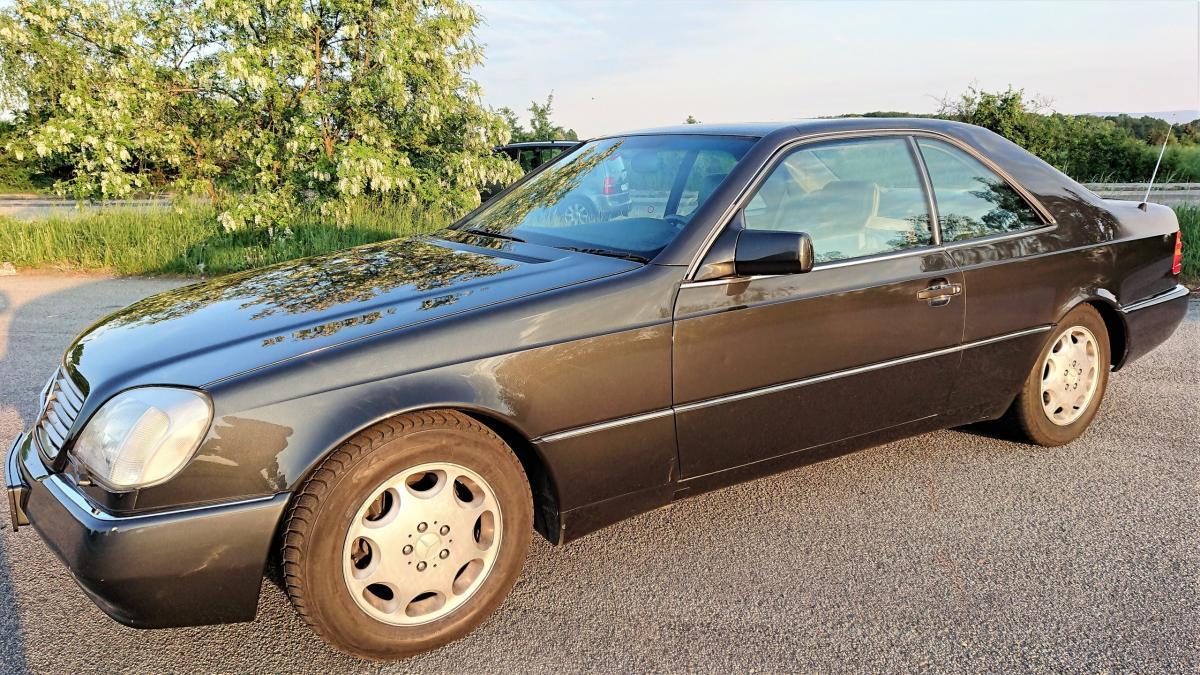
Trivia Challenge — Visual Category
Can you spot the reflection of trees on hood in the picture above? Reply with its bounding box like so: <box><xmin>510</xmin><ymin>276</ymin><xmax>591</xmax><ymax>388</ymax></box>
<box><xmin>105</xmin><ymin>239</ymin><xmax>515</xmax><ymax>327</ymax></box>
<box><xmin>469</xmin><ymin>141</ymin><xmax>624</xmax><ymax>232</ymax></box>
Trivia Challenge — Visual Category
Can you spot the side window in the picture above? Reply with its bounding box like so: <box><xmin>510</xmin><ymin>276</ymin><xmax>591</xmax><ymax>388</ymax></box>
<box><xmin>916</xmin><ymin>138</ymin><xmax>1042</xmax><ymax>242</ymax></box>
<box><xmin>518</xmin><ymin>149</ymin><xmax>540</xmax><ymax>172</ymax></box>
<box><xmin>677</xmin><ymin>149</ymin><xmax>740</xmax><ymax>217</ymax></box>
<box><xmin>742</xmin><ymin>137</ymin><xmax>933</xmax><ymax>263</ymax></box>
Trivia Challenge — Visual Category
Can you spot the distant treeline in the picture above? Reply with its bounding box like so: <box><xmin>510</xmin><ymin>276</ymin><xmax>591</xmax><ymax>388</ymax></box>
<box><xmin>850</xmin><ymin>87</ymin><xmax>1200</xmax><ymax>182</ymax></box>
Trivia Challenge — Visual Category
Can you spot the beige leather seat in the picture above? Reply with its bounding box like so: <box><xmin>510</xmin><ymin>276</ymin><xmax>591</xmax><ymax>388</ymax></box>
<box><xmin>770</xmin><ymin>180</ymin><xmax>880</xmax><ymax>259</ymax></box>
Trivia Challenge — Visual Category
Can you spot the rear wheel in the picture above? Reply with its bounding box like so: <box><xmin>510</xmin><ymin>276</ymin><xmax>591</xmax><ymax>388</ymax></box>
<box><xmin>1010</xmin><ymin>304</ymin><xmax>1110</xmax><ymax>446</ymax></box>
<box><xmin>282</xmin><ymin>411</ymin><xmax>532</xmax><ymax>659</ymax></box>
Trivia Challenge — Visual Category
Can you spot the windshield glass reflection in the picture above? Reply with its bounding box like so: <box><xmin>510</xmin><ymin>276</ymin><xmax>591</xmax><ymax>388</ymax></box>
<box><xmin>458</xmin><ymin>134</ymin><xmax>755</xmax><ymax>260</ymax></box>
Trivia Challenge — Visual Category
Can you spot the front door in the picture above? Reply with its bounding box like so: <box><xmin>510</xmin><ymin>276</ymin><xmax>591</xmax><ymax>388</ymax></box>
<box><xmin>673</xmin><ymin>135</ymin><xmax>965</xmax><ymax>479</ymax></box>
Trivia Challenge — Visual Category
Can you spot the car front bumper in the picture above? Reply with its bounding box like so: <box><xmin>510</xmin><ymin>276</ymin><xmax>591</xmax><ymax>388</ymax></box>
<box><xmin>5</xmin><ymin>433</ymin><xmax>289</xmax><ymax>628</ymax></box>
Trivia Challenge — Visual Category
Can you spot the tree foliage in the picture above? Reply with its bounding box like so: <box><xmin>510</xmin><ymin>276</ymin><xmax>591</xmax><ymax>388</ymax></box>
<box><xmin>937</xmin><ymin>86</ymin><xmax>1200</xmax><ymax>181</ymax></box>
<box><xmin>0</xmin><ymin>0</ymin><xmax>520</xmax><ymax>228</ymax></box>
<box><xmin>498</xmin><ymin>92</ymin><xmax>577</xmax><ymax>142</ymax></box>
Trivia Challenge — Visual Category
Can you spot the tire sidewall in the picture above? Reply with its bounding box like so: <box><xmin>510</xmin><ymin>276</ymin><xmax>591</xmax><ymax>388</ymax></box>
<box><xmin>299</xmin><ymin>422</ymin><xmax>531</xmax><ymax>659</ymax></box>
<box><xmin>1019</xmin><ymin>306</ymin><xmax>1111</xmax><ymax>446</ymax></box>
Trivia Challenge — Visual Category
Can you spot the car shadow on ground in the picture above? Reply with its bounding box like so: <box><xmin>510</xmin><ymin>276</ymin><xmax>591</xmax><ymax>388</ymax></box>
<box><xmin>0</xmin><ymin>284</ymin><xmax>30</xmax><ymax>674</ymax></box>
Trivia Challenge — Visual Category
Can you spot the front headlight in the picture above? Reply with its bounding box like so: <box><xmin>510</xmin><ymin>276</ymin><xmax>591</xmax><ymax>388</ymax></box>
<box><xmin>71</xmin><ymin>387</ymin><xmax>212</xmax><ymax>490</ymax></box>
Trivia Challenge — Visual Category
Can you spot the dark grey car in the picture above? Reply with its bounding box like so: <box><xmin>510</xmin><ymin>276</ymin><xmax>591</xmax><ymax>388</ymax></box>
<box><xmin>6</xmin><ymin>119</ymin><xmax>1188</xmax><ymax>659</ymax></box>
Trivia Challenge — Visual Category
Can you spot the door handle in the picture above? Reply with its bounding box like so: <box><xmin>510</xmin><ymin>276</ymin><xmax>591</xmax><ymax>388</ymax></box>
<box><xmin>917</xmin><ymin>281</ymin><xmax>962</xmax><ymax>306</ymax></box>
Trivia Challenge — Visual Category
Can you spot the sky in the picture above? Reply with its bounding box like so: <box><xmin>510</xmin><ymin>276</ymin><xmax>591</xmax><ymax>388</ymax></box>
<box><xmin>471</xmin><ymin>0</ymin><xmax>1200</xmax><ymax>137</ymax></box>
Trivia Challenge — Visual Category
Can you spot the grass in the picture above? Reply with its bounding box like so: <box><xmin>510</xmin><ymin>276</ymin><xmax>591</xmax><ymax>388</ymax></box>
<box><xmin>1176</xmin><ymin>204</ymin><xmax>1200</xmax><ymax>287</ymax></box>
<box><xmin>0</xmin><ymin>203</ymin><xmax>449</xmax><ymax>276</ymax></box>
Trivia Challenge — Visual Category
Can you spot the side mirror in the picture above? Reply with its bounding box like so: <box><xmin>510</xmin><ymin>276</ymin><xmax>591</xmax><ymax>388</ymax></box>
<box><xmin>734</xmin><ymin>229</ymin><xmax>814</xmax><ymax>276</ymax></box>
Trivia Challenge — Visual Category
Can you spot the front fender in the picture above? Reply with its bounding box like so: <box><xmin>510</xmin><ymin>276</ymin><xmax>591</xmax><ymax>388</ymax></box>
<box><xmin>126</xmin><ymin>265</ymin><xmax>682</xmax><ymax>517</ymax></box>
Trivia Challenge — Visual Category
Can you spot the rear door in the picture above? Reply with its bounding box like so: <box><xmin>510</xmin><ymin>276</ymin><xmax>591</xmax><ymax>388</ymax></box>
<box><xmin>913</xmin><ymin>137</ymin><xmax>1057</xmax><ymax>419</ymax></box>
<box><xmin>673</xmin><ymin>135</ymin><xmax>966</xmax><ymax>479</ymax></box>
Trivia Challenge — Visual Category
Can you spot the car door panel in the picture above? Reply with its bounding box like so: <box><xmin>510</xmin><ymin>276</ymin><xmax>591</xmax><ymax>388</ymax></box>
<box><xmin>912</xmin><ymin>138</ymin><xmax>1066</xmax><ymax>421</ymax></box>
<box><xmin>673</xmin><ymin>249</ymin><xmax>964</xmax><ymax>479</ymax></box>
<box><xmin>672</xmin><ymin>134</ymin><xmax>968</xmax><ymax>480</ymax></box>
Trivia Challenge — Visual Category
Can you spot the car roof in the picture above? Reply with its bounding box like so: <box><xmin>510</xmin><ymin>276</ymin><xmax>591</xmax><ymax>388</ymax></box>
<box><xmin>496</xmin><ymin>140</ymin><xmax>579</xmax><ymax>149</ymax></box>
<box><xmin>601</xmin><ymin>117</ymin><xmax>980</xmax><ymax>140</ymax></box>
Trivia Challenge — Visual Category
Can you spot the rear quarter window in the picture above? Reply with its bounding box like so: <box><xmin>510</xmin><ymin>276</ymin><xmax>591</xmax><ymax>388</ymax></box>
<box><xmin>916</xmin><ymin>138</ymin><xmax>1043</xmax><ymax>242</ymax></box>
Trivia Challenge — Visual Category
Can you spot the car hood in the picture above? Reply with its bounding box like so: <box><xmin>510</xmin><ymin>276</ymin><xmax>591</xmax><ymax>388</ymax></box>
<box><xmin>63</xmin><ymin>233</ymin><xmax>639</xmax><ymax>393</ymax></box>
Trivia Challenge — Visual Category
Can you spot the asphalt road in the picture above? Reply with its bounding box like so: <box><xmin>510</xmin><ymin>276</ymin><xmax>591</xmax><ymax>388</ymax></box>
<box><xmin>0</xmin><ymin>273</ymin><xmax>1197</xmax><ymax>673</ymax></box>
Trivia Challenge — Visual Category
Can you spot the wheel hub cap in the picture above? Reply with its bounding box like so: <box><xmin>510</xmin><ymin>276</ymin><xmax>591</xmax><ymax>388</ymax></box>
<box><xmin>1039</xmin><ymin>325</ymin><xmax>1100</xmax><ymax>426</ymax></box>
<box><xmin>414</xmin><ymin>532</ymin><xmax>442</xmax><ymax>558</ymax></box>
<box><xmin>342</xmin><ymin>462</ymin><xmax>502</xmax><ymax>626</ymax></box>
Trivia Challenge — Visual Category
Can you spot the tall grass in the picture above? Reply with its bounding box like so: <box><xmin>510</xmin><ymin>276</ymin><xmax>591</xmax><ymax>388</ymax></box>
<box><xmin>0</xmin><ymin>203</ymin><xmax>449</xmax><ymax>276</ymax></box>
<box><xmin>1175</xmin><ymin>203</ymin><xmax>1200</xmax><ymax>285</ymax></box>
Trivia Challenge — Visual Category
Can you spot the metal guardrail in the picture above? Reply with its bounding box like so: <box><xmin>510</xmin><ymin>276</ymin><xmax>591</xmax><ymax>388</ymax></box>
<box><xmin>1084</xmin><ymin>183</ymin><xmax>1200</xmax><ymax>206</ymax></box>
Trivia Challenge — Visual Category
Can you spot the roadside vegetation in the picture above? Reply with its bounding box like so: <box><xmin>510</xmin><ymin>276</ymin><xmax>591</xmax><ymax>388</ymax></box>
<box><xmin>0</xmin><ymin>204</ymin><xmax>448</xmax><ymax>276</ymax></box>
<box><xmin>1176</xmin><ymin>204</ymin><xmax>1200</xmax><ymax>285</ymax></box>
<box><xmin>862</xmin><ymin>87</ymin><xmax>1200</xmax><ymax>183</ymax></box>
<box><xmin>0</xmin><ymin>0</ymin><xmax>519</xmax><ymax>228</ymax></box>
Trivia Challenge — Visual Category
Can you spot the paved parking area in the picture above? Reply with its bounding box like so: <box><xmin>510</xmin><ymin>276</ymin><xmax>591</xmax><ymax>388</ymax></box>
<box><xmin>1</xmin><ymin>273</ymin><xmax>1197</xmax><ymax>673</ymax></box>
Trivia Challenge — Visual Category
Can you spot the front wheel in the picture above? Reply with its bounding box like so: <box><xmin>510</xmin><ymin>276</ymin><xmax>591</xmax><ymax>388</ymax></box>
<box><xmin>281</xmin><ymin>411</ymin><xmax>532</xmax><ymax>659</ymax></box>
<box><xmin>1010</xmin><ymin>304</ymin><xmax>1111</xmax><ymax>446</ymax></box>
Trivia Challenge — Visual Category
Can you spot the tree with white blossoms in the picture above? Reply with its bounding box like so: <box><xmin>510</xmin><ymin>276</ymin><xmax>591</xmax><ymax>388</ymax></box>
<box><xmin>0</xmin><ymin>0</ymin><xmax>519</xmax><ymax>229</ymax></box>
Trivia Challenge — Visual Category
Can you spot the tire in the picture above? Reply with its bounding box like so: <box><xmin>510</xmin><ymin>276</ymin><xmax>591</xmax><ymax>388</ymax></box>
<box><xmin>556</xmin><ymin>197</ymin><xmax>598</xmax><ymax>225</ymax></box>
<box><xmin>282</xmin><ymin>410</ymin><xmax>532</xmax><ymax>660</ymax></box>
<box><xmin>1010</xmin><ymin>304</ymin><xmax>1111</xmax><ymax>446</ymax></box>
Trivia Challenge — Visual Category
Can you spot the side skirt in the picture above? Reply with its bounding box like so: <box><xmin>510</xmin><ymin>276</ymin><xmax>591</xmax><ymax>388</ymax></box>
<box><xmin>556</xmin><ymin>415</ymin><xmax>945</xmax><ymax>543</ymax></box>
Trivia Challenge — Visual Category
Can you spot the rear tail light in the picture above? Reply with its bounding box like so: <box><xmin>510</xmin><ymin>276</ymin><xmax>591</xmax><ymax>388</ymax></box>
<box><xmin>1171</xmin><ymin>230</ymin><xmax>1183</xmax><ymax>276</ymax></box>
<box><xmin>603</xmin><ymin>176</ymin><xmax>615</xmax><ymax>196</ymax></box>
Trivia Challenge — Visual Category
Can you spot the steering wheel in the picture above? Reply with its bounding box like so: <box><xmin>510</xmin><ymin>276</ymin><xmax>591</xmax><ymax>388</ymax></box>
<box><xmin>664</xmin><ymin>213</ymin><xmax>689</xmax><ymax>230</ymax></box>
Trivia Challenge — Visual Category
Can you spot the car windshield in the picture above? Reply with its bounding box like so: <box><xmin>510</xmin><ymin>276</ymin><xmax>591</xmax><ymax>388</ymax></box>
<box><xmin>456</xmin><ymin>134</ymin><xmax>756</xmax><ymax>261</ymax></box>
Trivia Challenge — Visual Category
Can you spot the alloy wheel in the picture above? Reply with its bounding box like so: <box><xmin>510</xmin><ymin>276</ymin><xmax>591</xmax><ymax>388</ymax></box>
<box><xmin>342</xmin><ymin>462</ymin><xmax>502</xmax><ymax>626</ymax></box>
<box><xmin>1039</xmin><ymin>325</ymin><xmax>1100</xmax><ymax>426</ymax></box>
<box><xmin>560</xmin><ymin>201</ymin><xmax>593</xmax><ymax>225</ymax></box>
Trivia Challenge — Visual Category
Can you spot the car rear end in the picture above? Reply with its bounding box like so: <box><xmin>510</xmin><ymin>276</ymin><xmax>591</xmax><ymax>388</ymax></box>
<box><xmin>1103</xmin><ymin>199</ymin><xmax>1190</xmax><ymax>368</ymax></box>
<box><xmin>596</xmin><ymin>154</ymin><xmax>631</xmax><ymax>218</ymax></box>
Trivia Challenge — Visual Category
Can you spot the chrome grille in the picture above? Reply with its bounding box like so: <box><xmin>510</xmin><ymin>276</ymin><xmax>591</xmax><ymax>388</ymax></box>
<box><xmin>34</xmin><ymin>368</ymin><xmax>86</xmax><ymax>460</ymax></box>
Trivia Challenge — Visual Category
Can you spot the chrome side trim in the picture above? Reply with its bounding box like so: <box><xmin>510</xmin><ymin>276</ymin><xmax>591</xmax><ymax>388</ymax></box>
<box><xmin>680</xmin><ymin>247</ymin><xmax>941</xmax><ymax>289</ymax></box>
<box><xmin>538</xmin><ymin>408</ymin><xmax>674</xmax><ymax>443</ymax></box>
<box><xmin>674</xmin><ymin>325</ymin><xmax>1052</xmax><ymax>413</ymax></box>
<box><xmin>44</xmin><ymin>474</ymin><xmax>278</xmax><ymax>522</ymax></box>
<box><xmin>681</xmin><ymin>274</ymin><xmax>775</xmax><ymax>289</ymax></box>
<box><xmin>538</xmin><ymin>325</ymin><xmax>1054</xmax><ymax>441</ymax></box>
<box><xmin>1120</xmin><ymin>284</ymin><xmax>1190</xmax><ymax>314</ymax></box>
<box><xmin>941</xmin><ymin>223</ymin><xmax>1058</xmax><ymax>250</ymax></box>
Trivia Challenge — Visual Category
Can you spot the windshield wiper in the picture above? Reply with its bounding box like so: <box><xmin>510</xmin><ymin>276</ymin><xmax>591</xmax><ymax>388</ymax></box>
<box><xmin>561</xmin><ymin>247</ymin><xmax>649</xmax><ymax>264</ymax></box>
<box><xmin>462</xmin><ymin>228</ymin><xmax>525</xmax><ymax>243</ymax></box>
